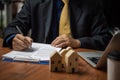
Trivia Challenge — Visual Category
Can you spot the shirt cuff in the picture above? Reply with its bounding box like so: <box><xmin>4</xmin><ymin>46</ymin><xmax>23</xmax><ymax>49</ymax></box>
<box><xmin>6</xmin><ymin>34</ymin><xmax>16</xmax><ymax>48</ymax></box>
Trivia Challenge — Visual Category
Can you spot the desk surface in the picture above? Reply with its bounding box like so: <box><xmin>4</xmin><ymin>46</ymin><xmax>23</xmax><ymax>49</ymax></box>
<box><xmin>0</xmin><ymin>47</ymin><xmax>107</xmax><ymax>80</ymax></box>
<box><xmin>0</xmin><ymin>38</ymin><xmax>3</xmax><ymax>47</ymax></box>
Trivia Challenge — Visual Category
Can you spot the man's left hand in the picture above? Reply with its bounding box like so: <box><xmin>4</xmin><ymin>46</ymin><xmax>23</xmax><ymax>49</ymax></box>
<box><xmin>51</xmin><ymin>34</ymin><xmax>80</xmax><ymax>48</ymax></box>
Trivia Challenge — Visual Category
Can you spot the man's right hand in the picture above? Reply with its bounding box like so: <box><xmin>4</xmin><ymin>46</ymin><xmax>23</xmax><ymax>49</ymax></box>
<box><xmin>12</xmin><ymin>34</ymin><xmax>33</xmax><ymax>51</ymax></box>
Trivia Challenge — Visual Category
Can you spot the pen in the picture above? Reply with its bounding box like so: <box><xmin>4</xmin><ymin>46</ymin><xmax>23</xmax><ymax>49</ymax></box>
<box><xmin>16</xmin><ymin>26</ymin><xmax>23</xmax><ymax>34</ymax></box>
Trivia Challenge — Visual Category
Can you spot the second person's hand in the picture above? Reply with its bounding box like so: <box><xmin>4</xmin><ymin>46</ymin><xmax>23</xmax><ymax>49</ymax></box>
<box><xmin>51</xmin><ymin>34</ymin><xmax>80</xmax><ymax>48</ymax></box>
<box><xmin>12</xmin><ymin>34</ymin><xmax>33</xmax><ymax>51</ymax></box>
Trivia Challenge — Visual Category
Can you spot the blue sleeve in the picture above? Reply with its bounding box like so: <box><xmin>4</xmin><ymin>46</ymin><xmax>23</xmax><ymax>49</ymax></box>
<box><xmin>5</xmin><ymin>34</ymin><xmax>16</xmax><ymax>48</ymax></box>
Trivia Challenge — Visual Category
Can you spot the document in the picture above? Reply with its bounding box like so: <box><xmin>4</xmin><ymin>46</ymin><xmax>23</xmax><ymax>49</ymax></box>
<box><xmin>2</xmin><ymin>42</ymin><xmax>61</xmax><ymax>63</ymax></box>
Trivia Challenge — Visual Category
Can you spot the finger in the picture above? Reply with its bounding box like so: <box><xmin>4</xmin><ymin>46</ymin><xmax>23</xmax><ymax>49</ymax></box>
<box><xmin>13</xmin><ymin>44</ymin><xmax>27</xmax><ymax>51</ymax></box>
<box><xmin>52</xmin><ymin>38</ymin><xmax>67</xmax><ymax>47</ymax></box>
<box><xmin>13</xmin><ymin>37</ymin><xmax>28</xmax><ymax>50</ymax></box>
<box><xmin>16</xmin><ymin>34</ymin><xmax>33</xmax><ymax>47</ymax></box>
<box><xmin>13</xmin><ymin>38</ymin><xmax>28</xmax><ymax>48</ymax></box>
<box><xmin>24</xmin><ymin>37</ymin><xmax>33</xmax><ymax>47</ymax></box>
<box><xmin>15</xmin><ymin>34</ymin><xmax>32</xmax><ymax>47</ymax></box>
<box><xmin>55</xmin><ymin>42</ymin><xmax>67</xmax><ymax>48</ymax></box>
<box><xmin>51</xmin><ymin>35</ymin><xmax>69</xmax><ymax>46</ymax></box>
<box><xmin>15</xmin><ymin>34</ymin><xmax>25</xmax><ymax>42</ymax></box>
<box><xmin>13</xmin><ymin>44</ymin><xmax>28</xmax><ymax>51</ymax></box>
<box><xmin>51</xmin><ymin>34</ymin><xmax>68</xmax><ymax>45</ymax></box>
<box><xmin>51</xmin><ymin>36</ymin><xmax>62</xmax><ymax>46</ymax></box>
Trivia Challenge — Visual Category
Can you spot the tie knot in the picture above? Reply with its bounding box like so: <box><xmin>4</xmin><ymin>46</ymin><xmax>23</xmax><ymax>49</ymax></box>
<box><xmin>62</xmin><ymin>0</ymin><xmax>69</xmax><ymax>4</ymax></box>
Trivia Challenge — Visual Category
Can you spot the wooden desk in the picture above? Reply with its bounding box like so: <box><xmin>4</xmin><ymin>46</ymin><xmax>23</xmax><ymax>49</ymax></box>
<box><xmin>0</xmin><ymin>38</ymin><xmax>3</xmax><ymax>47</ymax></box>
<box><xmin>0</xmin><ymin>47</ymin><xmax>107</xmax><ymax>80</ymax></box>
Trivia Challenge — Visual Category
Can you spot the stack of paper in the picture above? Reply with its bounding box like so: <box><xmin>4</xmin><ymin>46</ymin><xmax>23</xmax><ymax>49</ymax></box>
<box><xmin>2</xmin><ymin>43</ymin><xmax>61</xmax><ymax>63</ymax></box>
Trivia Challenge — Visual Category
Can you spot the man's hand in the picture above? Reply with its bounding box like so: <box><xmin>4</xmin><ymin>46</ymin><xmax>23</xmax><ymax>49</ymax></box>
<box><xmin>51</xmin><ymin>34</ymin><xmax>80</xmax><ymax>48</ymax></box>
<box><xmin>12</xmin><ymin>34</ymin><xmax>33</xmax><ymax>51</ymax></box>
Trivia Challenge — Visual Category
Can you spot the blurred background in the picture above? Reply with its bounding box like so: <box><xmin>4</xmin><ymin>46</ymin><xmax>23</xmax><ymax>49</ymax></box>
<box><xmin>0</xmin><ymin>0</ymin><xmax>120</xmax><ymax>38</ymax></box>
<box><xmin>0</xmin><ymin>0</ymin><xmax>24</xmax><ymax>38</ymax></box>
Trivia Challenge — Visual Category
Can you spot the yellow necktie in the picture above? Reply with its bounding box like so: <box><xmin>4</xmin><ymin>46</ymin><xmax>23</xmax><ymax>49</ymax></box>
<box><xmin>59</xmin><ymin>0</ymin><xmax>71</xmax><ymax>36</ymax></box>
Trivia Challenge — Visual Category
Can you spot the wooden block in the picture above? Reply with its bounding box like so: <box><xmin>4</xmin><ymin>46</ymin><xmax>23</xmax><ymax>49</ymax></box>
<box><xmin>65</xmin><ymin>50</ymin><xmax>79</xmax><ymax>73</ymax></box>
<box><xmin>59</xmin><ymin>47</ymin><xmax>73</xmax><ymax>69</ymax></box>
<box><xmin>49</xmin><ymin>51</ymin><xmax>62</xmax><ymax>72</ymax></box>
<box><xmin>66</xmin><ymin>47</ymin><xmax>72</xmax><ymax>51</ymax></box>
<box><xmin>59</xmin><ymin>49</ymin><xmax>68</xmax><ymax>68</ymax></box>
<box><xmin>59</xmin><ymin>49</ymin><xmax>67</xmax><ymax>56</ymax></box>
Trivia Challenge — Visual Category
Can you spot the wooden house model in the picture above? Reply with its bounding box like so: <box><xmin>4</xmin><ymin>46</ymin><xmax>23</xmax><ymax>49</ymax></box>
<box><xmin>59</xmin><ymin>47</ymin><xmax>73</xmax><ymax>69</ymax></box>
<box><xmin>65</xmin><ymin>49</ymin><xmax>79</xmax><ymax>73</ymax></box>
<box><xmin>49</xmin><ymin>47</ymin><xmax>79</xmax><ymax>73</ymax></box>
<box><xmin>49</xmin><ymin>51</ymin><xmax>62</xmax><ymax>72</ymax></box>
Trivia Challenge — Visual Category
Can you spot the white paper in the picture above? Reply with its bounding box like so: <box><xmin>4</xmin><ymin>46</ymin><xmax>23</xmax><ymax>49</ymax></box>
<box><xmin>2</xmin><ymin>42</ymin><xmax>61</xmax><ymax>62</ymax></box>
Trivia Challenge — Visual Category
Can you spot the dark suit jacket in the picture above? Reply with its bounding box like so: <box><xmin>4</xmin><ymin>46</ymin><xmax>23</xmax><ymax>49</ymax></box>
<box><xmin>3</xmin><ymin>0</ymin><xmax>112</xmax><ymax>50</ymax></box>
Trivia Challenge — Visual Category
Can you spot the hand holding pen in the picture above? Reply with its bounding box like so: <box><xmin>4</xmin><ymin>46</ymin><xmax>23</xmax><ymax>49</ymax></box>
<box><xmin>12</xmin><ymin>26</ymin><xmax>33</xmax><ymax>51</ymax></box>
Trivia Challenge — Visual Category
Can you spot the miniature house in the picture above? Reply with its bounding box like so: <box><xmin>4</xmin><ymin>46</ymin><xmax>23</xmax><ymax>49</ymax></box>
<box><xmin>59</xmin><ymin>47</ymin><xmax>72</xmax><ymax>69</ymax></box>
<box><xmin>65</xmin><ymin>49</ymin><xmax>79</xmax><ymax>73</ymax></box>
<box><xmin>49</xmin><ymin>51</ymin><xmax>62</xmax><ymax>72</ymax></box>
<box><xmin>59</xmin><ymin>49</ymin><xmax>68</xmax><ymax>68</ymax></box>
<box><xmin>66</xmin><ymin>47</ymin><xmax>72</xmax><ymax>51</ymax></box>
<box><xmin>49</xmin><ymin>47</ymin><xmax>79</xmax><ymax>73</ymax></box>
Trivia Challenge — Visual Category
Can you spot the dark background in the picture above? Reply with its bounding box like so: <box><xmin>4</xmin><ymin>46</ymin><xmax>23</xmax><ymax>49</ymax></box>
<box><xmin>102</xmin><ymin>0</ymin><xmax>120</xmax><ymax>29</ymax></box>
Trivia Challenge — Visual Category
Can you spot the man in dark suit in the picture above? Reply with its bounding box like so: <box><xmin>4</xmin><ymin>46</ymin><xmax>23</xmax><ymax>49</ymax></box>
<box><xmin>3</xmin><ymin>0</ymin><xmax>112</xmax><ymax>51</ymax></box>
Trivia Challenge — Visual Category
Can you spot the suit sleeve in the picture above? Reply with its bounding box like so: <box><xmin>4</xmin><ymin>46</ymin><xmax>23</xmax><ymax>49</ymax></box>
<box><xmin>3</xmin><ymin>0</ymin><xmax>31</xmax><ymax>47</ymax></box>
<box><xmin>78</xmin><ymin>0</ymin><xmax>112</xmax><ymax>50</ymax></box>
